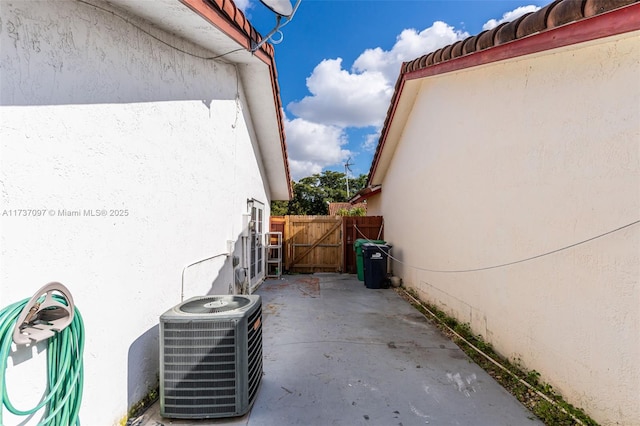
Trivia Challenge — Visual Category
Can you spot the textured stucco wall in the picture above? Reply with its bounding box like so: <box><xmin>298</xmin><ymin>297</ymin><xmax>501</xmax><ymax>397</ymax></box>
<box><xmin>364</xmin><ymin>195</ymin><xmax>382</xmax><ymax>217</ymax></box>
<box><xmin>0</xmin><ymin>1</ymin><xmax>271</xmax><ymax>424</ymax></box>
<box><xmin>380</xmin><ymin>32</ymin><xmax>640</xmax><ymax>425</ymax></box>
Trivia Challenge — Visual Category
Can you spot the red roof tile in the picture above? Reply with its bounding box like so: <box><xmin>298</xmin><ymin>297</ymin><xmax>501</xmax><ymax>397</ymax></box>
<box><xmin>516</xmin><ymin>1</ymin><xmax>559</xmax><ymax>38</ymax></box>
<box><xmin>548</xmin><ymin>0</ymin><xmax>587</xmax><ymax>27</ymax></box>
<box><xmin>402</xmin><ymin>0</ymin><xmax>637</xmax><ymax>76</ymax></box>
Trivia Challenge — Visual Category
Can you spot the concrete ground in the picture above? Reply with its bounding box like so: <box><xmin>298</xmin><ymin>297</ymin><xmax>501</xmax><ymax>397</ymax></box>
<box><xmin>136</xmin><ymin>273</ymin><xmax>543</xmax><ymax>426</ymax></box>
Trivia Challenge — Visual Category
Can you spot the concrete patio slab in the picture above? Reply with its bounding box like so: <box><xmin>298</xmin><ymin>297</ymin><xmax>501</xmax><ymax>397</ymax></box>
<box><xmin>136</xmin><ymin>273</ymin><xmax>543</xmax><ymax>426</ymax></box>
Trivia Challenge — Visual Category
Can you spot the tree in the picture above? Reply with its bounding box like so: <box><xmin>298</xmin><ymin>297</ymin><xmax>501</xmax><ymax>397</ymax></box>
<box><xmin>270</xmin><ymin>200</ymin><xmax>289</xmax><ymax>216</ymax></box>
<box><xmin>288</xmin><ymin>175</ymin><xmax>328</xmax><ymax>215</ymax></box>
<box><xmin>271</xmin><ymin>171</ymin><xmax>368</xmax><ymax>216</ymax></box>
<box><xmin>349</xmin><ymin>174</ymin><xmax>368</xmax><ymax>195</ymax></box>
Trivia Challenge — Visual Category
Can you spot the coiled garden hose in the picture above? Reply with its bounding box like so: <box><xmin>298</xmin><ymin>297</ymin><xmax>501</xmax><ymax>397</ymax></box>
<box><xmin>0</xmin><ymin>295</ymin><xmax>84</xmax><ymax>425</ymax></box>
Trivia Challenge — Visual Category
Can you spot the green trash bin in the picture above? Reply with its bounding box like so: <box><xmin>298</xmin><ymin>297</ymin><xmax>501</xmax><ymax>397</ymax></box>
<box><xmin>354</xmin><ymin>239</ymin><xmax>385</xmax><ymax>281</ymax></box>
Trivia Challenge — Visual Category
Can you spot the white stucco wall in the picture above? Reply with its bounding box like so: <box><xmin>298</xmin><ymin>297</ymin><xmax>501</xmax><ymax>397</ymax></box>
<box><xmin>379</xmin><ymin>32</ymin><xmax>640</xmax><ymax>425</ymax></box>
<box><xmin>0</xmin><ymin>1</ymin><xmax>274</xmax><ymax>424</ymax></box>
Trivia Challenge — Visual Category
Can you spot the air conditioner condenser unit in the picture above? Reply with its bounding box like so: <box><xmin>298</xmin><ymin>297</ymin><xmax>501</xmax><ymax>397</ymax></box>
<box><xmin>159</xmin><ymin>295</ymin><xmax>262</xmax><ymax>419</ymax></box>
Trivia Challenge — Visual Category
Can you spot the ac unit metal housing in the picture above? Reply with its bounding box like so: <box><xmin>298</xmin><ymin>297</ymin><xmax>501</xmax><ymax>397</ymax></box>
<box><xmin>159</xmin><ymin>294</ymin><xmax>263</xmax><ymax>419</ymax></box>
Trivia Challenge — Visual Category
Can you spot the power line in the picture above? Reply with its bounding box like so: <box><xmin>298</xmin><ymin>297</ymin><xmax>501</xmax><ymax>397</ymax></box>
<box><xmin>356</xmin><ymin>219</ymin><xmax>640</xmax><ymax>274</ymax></box>
<box><xmin>77</xmin><ymin>0</ymin><xmax>246</xmax><ymax>61</ymax></box>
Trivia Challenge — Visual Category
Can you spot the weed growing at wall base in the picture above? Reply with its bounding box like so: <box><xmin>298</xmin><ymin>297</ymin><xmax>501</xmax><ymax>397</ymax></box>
<box><xmin>399</xmin><ymin>287</ymin><xmax>598</xmax><ymax>426</ymax></box>
<box><xmin>123</xmin><ymin>385</ymin><xmax>159</xmax><ymax>425</ymax></box>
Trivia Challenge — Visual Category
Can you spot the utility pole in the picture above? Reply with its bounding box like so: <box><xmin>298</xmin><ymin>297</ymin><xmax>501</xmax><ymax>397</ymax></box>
<box><xmin>344</xmin><ymin>158</ymin><xmax>353</xmax><ymax>198</ymax></box>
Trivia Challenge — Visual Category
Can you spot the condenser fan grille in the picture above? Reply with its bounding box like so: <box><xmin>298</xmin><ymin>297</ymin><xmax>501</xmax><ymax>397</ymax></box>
<box><xmin>162</xmin><ymin>320</ymin><xmax>238</xmax><ymax>416</ymax></box>
<box><xmin>179</xmin><ymin>296</ymin><xmax>251</xmax><ymax>314</ymax></box>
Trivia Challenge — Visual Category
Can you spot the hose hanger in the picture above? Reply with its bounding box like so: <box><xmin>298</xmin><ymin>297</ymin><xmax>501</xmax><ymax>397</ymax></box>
<box><xmin>12</xmin><ymin>282</ymin><xmax>75</xmax><ymax>345</ymax></box>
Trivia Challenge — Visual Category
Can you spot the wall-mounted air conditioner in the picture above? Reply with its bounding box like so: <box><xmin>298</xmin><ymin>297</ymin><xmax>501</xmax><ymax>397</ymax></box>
<box><xmin>159</xmin><ymin>295</ymin><xmax>262</xmax><ymax>419</ymax></box>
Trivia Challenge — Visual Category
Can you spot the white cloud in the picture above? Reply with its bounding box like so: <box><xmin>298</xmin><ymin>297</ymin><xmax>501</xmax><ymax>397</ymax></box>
<box><xmin>353</xmin><ymin>21</ymin><xmax>469</xmax><ymax>84</ymax></box>
<box><xmin>482</xmin><ymin>5</ymin><xmax>541</xmax><ymax>31</ymax></box>
<box><xmin>284</xmin><ymin>115</ymin><xmax>351</xmax><ymax>180</ymax></box>
<box><xmin>287</xmin><ymin>21</ymin><xmax>467</xmax><ymax>131</ymax></box>
<box><xmin>287</xmin><ymin>160</ymin><xmax>323</xmax><ymax>180</ymax></box>
<box><xmin>362</xmin><ymin>132</ymin><xmax>380</xmax><ymax>153</ymax></box>
<box><xmin>234</xmin><ymin>0</ymin><xmax>252</xmax><ymax>12</ymax></box>
<box><xmin>287</xmin><ymin>58</ymin><xmax>393</xmax><ymax>128</ymax></box>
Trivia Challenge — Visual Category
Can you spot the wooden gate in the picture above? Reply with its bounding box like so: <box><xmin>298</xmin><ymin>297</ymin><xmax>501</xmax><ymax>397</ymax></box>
<box><xmin>342</xmin><ymin>216</ymin><xmax>384</xmax><ymax>274</ymax></box>
<box><xmin>284</xmin><ymin>216</ymin><xmax>342</xmax><ymax>273</ymax></box>
<box><xmin>270</xmin><ymin>216</ymin><xmax>384</xmax><ymax>274</ymax></box>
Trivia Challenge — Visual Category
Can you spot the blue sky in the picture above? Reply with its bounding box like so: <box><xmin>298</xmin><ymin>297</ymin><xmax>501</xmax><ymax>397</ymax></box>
<box><xmin>238</xmin><ymin>0</ymin><xmax>547</xmax><ymax>181</ymax></box>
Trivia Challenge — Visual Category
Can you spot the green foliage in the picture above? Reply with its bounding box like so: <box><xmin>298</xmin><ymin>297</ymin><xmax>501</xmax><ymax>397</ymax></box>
<box><xmin>288</xmin><ymin>174</ymin><xmax>331</xmax><ymax>215</ymax></box>
<box><xmin>475</xmin><ymin>337</ymin><xmax>494</xmax><ymax>353</ymax></box>
<box><xmin>453</xmin><ymin>322</ymin><xmax>470</xmax><ymax>337</ymax></box>
<box><xmin>126</xmin><ymin>385</ymin><xmax>159</xmax><ymax>423</ymax></box>
<box><xmin>526</xmin><ymin>370</ymin><xmax>541</xmax><ymax>387</ymax></box>
<box><xmin>349</xmin><ymin>173</ymin><xmax>368</xmax><ymax>195</ymax></box>
<box><xmin>270</xmin><ymin>200</ymin><xmax>289</xmax><ymax>216</ymax></box>
<box><xmin>337</xmin><ymin>207</ymin><xmax>366</xmax><ymax>216</ymax></box>
<box><xmin>271</xmin><ymin>170</ymin><xmax>368</xmax><ymax>216</ymax></box>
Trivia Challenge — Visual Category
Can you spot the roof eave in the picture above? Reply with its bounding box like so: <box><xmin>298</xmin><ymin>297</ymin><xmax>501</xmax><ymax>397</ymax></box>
<box><xmin>104</xmin><ymin>0</ymin><xmax>292</xmax><ymax>200</ymax></box>
<box><xmin>180</xmin><ymin>0</ymin><xmax>293</xmax><ymax>200</ymax></box>
<box><xmin>349</xmin><ymin>185</ymin><xmax>382</xmax><ymax>204</ymax></box>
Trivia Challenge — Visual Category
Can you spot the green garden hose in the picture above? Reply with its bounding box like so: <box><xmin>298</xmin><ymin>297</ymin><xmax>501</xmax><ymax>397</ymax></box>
<box><xmin>0</xmin><ymin>295</ymin><xmax>84</xmax><ymax>425</ymax></box>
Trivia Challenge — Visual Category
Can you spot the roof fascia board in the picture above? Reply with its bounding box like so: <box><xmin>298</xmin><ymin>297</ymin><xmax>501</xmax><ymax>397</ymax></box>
<box><xmin>179</xmin><ymin>0</ymin><xmax>271</xmax><ymax>63</ymax></box>
<box><xmin>349</xmin><ymin>186</ymin><xmax>382</xmax><ymax>204</ymax></box>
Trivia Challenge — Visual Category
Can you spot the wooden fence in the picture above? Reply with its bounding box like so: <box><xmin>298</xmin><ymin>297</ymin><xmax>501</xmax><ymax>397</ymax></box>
<box><xmin>270</xmin><ymin>215</ymin><xmax>384</xmax><ymax>274</ymax></box>
<box><xmin>342</xmin><ymin>216</ymin><xmax>385</xmax><ymax>274</ymax></box>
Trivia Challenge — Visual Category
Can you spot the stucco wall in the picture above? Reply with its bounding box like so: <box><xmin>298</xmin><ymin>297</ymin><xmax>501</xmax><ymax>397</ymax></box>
<box><xmin>0</xmin><ymin>1</ymin><xmax>272</xmax><ymax>424</ymax></box>
<box><xmin>364</xmin><ymin>196</ymin><xmax>382</xmax><ymax>216</ymax></box>
<box><xmin>380</xmin><ymin>32</ymin><xmax>640</xmax><ymax>425</ymax></box>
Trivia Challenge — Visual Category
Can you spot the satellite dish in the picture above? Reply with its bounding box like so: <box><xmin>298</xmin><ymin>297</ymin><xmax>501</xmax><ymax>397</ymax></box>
<box><xmin>251</xmin><ymin>0</ymin><xmax>301</xmax><ymax>52</ymax></box>
<box><xmin>260</xmin><ymin>0</ymin><xmax>293</xmax><ymax>18</ymax></box>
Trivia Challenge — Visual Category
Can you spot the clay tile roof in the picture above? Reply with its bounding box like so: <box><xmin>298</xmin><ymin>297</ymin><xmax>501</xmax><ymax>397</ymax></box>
<box><xmin>406</xmin><ymin>0</ymin><xmax>638</xmax><ymax>71</ymax></box>
<box><xmin>516</xmin><ymin>0</ymin><xmax>559</xmax><ymax>38</ymax></box>
<box><xmin>441</xmin><ymin>44</ymin><xmax>454</xmax><ymax>60</ymax></box>
<box><xmin>424</xmin><ymin>0</ymin><xmax>640</xmax><ymax>70</ymax></box>
<box><xmin>495</xmin><ymin>13</ymin><xmax>528</xmax><ymax>44</ymax></box>
<box><xmin>548</xmin><ymin>0</ymin><xmax>587</xmax><ymax>27</ymax></box>
<box><xmin>475</xmin><ymin>30</ymin><xmax>492</xmax><ymax>50</ymax></box>
<box><xmin>367</xmin><ymin>0</ymin><xmax>640</xmax><ymax>185</ymax></box>
<box><xmin>450</xmin><ymin>40</ymin><xmax>465</xmax><ymax>58</ymax></box>
<box><xmin>461</xmin><ymin>34</ymin><xmax>479</xmax><ymax>55</ymax></box>
<box><xmin>584</xmin><ymin>0</ymin><xmax>633</xmax><ymax>15</ymax></box>
<box><xmin>201</xmin><ymin>0</ymin><xmax>275</xmax><ymax>56</ymax></box>
<box><xmin>426</xmin><ymin>51</ymin><xmax>437</xmax><ymax>66</ymax></box>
